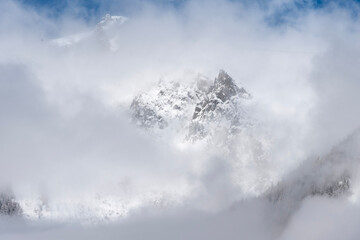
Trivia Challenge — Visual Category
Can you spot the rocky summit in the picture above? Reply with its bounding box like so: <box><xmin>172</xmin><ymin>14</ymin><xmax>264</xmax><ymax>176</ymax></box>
<box><xmin>130</xmin><ymin>70</ymin><xmax>252</xmax><ymax>140</ymax></box>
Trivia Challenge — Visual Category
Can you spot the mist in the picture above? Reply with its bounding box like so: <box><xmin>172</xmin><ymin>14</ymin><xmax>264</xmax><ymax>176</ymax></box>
<box><xmin>1</xmin><ymin>0</ymin><xmax>360</xmax><ymax>239</ymax></box>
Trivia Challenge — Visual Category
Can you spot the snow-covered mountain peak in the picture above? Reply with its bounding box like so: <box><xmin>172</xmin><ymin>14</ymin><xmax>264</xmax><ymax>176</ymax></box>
<box><xmin>130</xmin><ymin>70</ymin><xmax>253</xmax><ymax>142</ymax></box>
<box><xmin>51</xmin><ymin>14</ymin><xmax>128</xmax><ymax>49</ymax></box>
<box><xmin>190</xmin><ymin>71</ymin><xmax>251</xmax><ymax>125</ymax></box>
<box><xmin>213</xmin><ymin>70</ymin><xmax>251</xmax><ymax>102</ymax></box>
<box><xmin>96</xmin><ymin>14</ymin><xmax>128</xmax><ymax>30</ymax></box>
<box><xmin>130</xmin><ymin>73</ymin><xmax>209</xmax><ymax>130</ymax></box>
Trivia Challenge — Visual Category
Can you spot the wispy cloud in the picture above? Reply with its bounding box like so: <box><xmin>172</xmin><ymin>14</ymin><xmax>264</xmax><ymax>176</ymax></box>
<box><xmin>1</xmin><ymin>0</ymin><xmax>360</xmax><ymax>239</ymax></box>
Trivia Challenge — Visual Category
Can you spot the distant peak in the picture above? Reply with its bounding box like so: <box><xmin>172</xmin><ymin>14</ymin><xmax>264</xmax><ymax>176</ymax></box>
<box><xmin>97</xmin><ymin>14</ymin><xmax>128</xmax><ymax>29</ymax></box>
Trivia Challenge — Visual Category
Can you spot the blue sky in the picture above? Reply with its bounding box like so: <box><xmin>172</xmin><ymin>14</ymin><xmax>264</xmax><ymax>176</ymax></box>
<box><xmin>15</xmin><ymin>0</ymin><xmax>186</xmax><ymax>19</ymax></box>
<box><xmin>13</xmin><ymin>0</ymin><xmax>360</xmax><ymax>25</ymax></box>
<box><xmin>16</xmin><ymin>0</ymin><xmax>360</xmax><ymax>14</ymax></box>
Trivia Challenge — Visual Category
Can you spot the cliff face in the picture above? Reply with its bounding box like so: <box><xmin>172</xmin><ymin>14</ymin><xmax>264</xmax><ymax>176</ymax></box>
<box><xmin>130</xmin><ymin>70</ymin><xmax>252</xmax><ymax>141</ymax></box>
<box><xmin>189</xmin><ymin>70</ymin><xmax>251</xmax><ymax>141</ymax></box>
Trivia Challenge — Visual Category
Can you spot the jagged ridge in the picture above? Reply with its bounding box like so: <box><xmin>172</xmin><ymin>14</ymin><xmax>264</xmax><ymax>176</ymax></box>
<box><xmin>130</xmin><ymin>70</ymin><xmax>251</xmax><ymax>141</ymax></box>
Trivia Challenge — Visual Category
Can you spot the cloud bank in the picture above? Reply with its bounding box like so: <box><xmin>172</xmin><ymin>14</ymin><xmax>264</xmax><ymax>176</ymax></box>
<box><xmin>1</xmin><ymin>0</ymin><xmax>360</xmax><ymax>239</ymax></box>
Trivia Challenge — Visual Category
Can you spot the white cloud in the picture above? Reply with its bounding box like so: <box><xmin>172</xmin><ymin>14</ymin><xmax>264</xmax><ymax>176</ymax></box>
<box><xmin>1</xmin><ymin>0</ymin><xmax>360</xmax><ymax>239</ymax></box>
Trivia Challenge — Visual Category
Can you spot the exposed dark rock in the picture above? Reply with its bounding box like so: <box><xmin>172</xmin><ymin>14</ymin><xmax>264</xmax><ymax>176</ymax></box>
<box><xmin>130</xmin><ymin>97</ymin><xmax>168</xmax><ymax>129</ymax></box>
<box><xmin>266</xmin><ymin>172</ymin><xmax>351</xmax><ymax>203</ymax></box>
<box><xmin>188</xmin><ymin>71</ymin><xmax>251</xmax><ymax>140</ymax></box>
<box><xmin>192</xmin><ymin>70</ymin><xmax>250</xmax><ymax>121</ymax></box>
<box><xmin>212</xmin><ymin>70</ymin><xmax>249</xmax><ymax>102</ymax></box>
<box><xmin>129</xmin><ymin>70</ymin><xmax>252</xmax><ymax>141</ymax></box>
<box><xmin>265</xmin><ymin>130</ymin><xmax>360</xmax><ymax>210</ymax></box>
<box><xmin>0</xmin><ymin>191</ymin><xmax>22</xmax><ymax>216</ymax></box>
<box><xmin>129</xmin><ymin>74</ymin><xmax>209</xmax><ymax>130</ymax></box>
